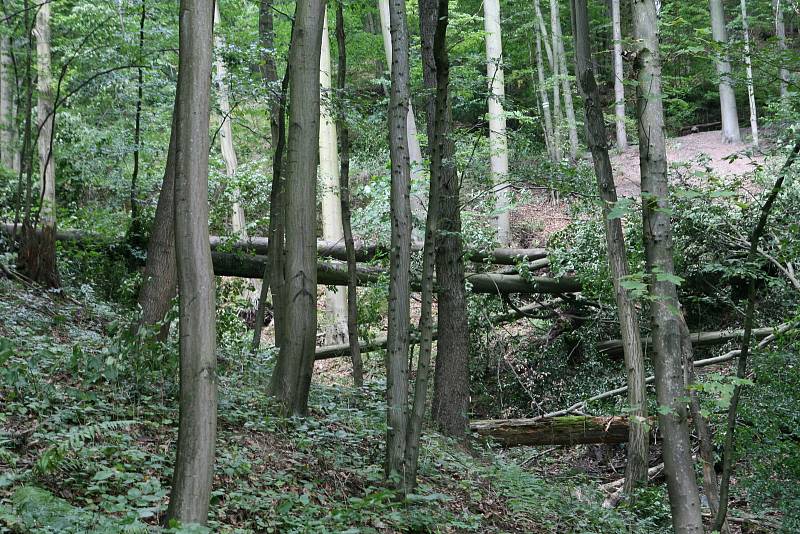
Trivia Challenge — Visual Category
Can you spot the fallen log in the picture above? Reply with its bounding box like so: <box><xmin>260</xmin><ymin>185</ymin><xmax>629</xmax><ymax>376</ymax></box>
<box><xmin>212</xmin><ymin>252</ymin><xmax>580</xmax><ymax>295</ymax></box>
<box><xmin>470</xmin><ymin>415</ymin><xmax>633</xmax><ymax>446</ymax></box>
<box><xmin>597</xmin><ymin>327</ymin><xmax>777</xmax><ymax>357</ymax></box>
<box><xmin>209</xmin><ymin>235</ymin><xmax>547</xmax><ymax>265</ymax></box>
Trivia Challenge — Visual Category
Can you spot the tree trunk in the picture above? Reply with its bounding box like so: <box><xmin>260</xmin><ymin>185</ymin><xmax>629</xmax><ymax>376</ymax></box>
<box><xmin>335</xmin><ymin>1</ymin><xmax>364</xmax><ymax>387</ymax></box>
<box><xmin>471</xmin><ymin>416</ymin><xmax>636</xmax><ymax>447</ymax></box>
<box><xmin>709</xmin><ymin>0</ymin><xmax>741</xmax><ymax>143</ymax></box>
<box><xmin>774</xmin><ymin>0</ymin><xmax>789</xmax><ymax>103</ymax></box>
<box><xmin>570</xmin><ymin>0</ymin><xmax>649</xmax><ymax>497</ymax></box>
<box><xmin>319</xmin><ymin>11</ymin><xmax>349</xmax><ymax>345</ymax></box>
<box><xmin>19</xmin><ymin>0</ymin><xmax>59</xmax><ymax>288</ymax></box>
<box><xmin>127</xmin><ymin>0</ymin><xmax>146</xmax><ymax>244</ymax></box>
<box><xmin>611</xmin><ymin>0</ymin><xmax>627</xmax><ymax>150</ymax></box>
<box><xmin>631</xmin><ymin>0</ymin><xmax>704</xmax><ymax>530</ymax></box>
<box><xmin>739</xmin><ymin>0</ymin><xmax>758</xmax><ymax>147</ymax></box>
<box><xmin>550</xmin><ymin>0</ymin><xmax>579</xmax><ymax>160</ymax></box>
<box><xmin>533</xmin><ymin>28</ymin><xmax>556</xmax><ymax>162</ymax></box>
<box><xmin>213</xmin><ymin>2</ymin><xmax>261</xmax><ymax>309</ymax></box>
<box><xmin>268</xmin><ymin>0</ymin><xmax>325</xmax><ymax>416</ymax></box>
<box><xmin>385</xmin><ymin>0</ymin><xmax>413</xmax><ymax>484</ymax></box>
<box><xmin>377</xmin><ymin>0</ymin><xmax>426</xmax><ymax>238</ymax></box>
<box><xmin>405</xmin><ymin>0</ymin><xmax>443</xmax><ymax>491</ymax></box>
<box><xmin>483</xmin><ymin>0</ymin><xmax>511</xmax><ymax>244</ymax></box>
<box><xmin>0</xmin><ymin>30</ymin><xmax>16</xmax><ymax>171</ymax></box>
<box><xmin>137</xmin><ymin>112</ymin><xmax>177</xmax><ymax>338</ymax></box>
<box><xmin>165</xmin><ymin>0</ymin><xmax>216</xmax><ymax>524</ymax></box>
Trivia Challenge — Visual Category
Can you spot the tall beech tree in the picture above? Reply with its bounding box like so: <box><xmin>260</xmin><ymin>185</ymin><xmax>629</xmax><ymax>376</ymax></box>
<box><xmin>384</xmin><ymin>0</ymin><xmax>413</xmax><ymax>482</ymax></box>
<box><xmin>709</xmin><ymin>0</ymin><xmax>741</xmax><ymax>143</ymax></box>
<box><xmin>570</xmin><ymin>0</ymin><xmax>649</xmax><ymax>497</ymax></box>
<box><xmin>631</xmin><ymin>0</ymin><xmax>703</xmax><ymax>530</ymax></box>
<box><xmin>611</xmin><ymin>0</ymin><xmax>626</xmax><ymax>150</ymax></box>
<box><xmin>268</xmin><ymin>0</ymin><xmax>325</xmax><ymax>416</ymax></box>
<box><xmin>166</xmin><ymin>0</ymin><xmax>217</xmax><ymax>524</ymax></box>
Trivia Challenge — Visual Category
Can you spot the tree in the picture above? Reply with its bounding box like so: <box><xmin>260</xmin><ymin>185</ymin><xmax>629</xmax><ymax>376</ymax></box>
<box><xmin>549</xmin><ymin>0</ymin><xmax>578</xmax><ymax>160</ymax></box>
<box><xmin>709</xmin><ymin>0</ymin><xmax>741</xmax><ymax>143</ymax></box>
<box><xmin>384</xmin><ymin>0</ymin><xmax>413</xmax><ymax>482</ymax></box>
<box><xmin>631</xmin><ymin>0</ymin><xmax>704</xmax><ymax>530</ymax></box>
<box><xmin>268</xmin><ymin>0</ymin><xmax>325</xmax><ymax>416</ymax></box>
<box><xmin>127</xmin><ymin>0</ymin><xmax>146</xmax><ymax>245</ymax></box>
<box><xmin>569</xmin><ymin>0</ymin><xmax>649</xmax><ymax>497</ymax></box>
<box><xmin>774</xmin><ymin>0</ymin><xmax>788</xmax><ymax>103</ymax></box>
<box><xmin>611</xmin><ymin>0</ymin><xmax>627</xmax><ymax>150</ymax></box>
<box><xmin>0</xmin><ymin>24</ymin><xmax>17</xmax><ymax>171</ymax></box>
<box><xmin>334</xmin><ymin>0</ymin><xmax>364</xmax><ymax>387</ymax></box>
<box><xmin>739</xmin><ymin>0</ymin><xmax>758</xmax><ymax>146</ymax></box>
<box><xmin>213</xmin><ymin>1</ymin><xmax>260</xmax><ymax>308</ymax></box>
<box><xmin>166</xmin><ymin>0</ymin><xmax>217</xmax><ymax>524</ymax></box>
<box><xmin>319</xmin><ymin>10</ymin><xmax>349</xmax><ymax>345</ymax></box>
<box><xmin>483</xmin><ymin>0</ymin><xmax>510</xmax><ymax>244</ymax></box>
<box><xmin>18</xmin><ymin>0</ymin><xmax>59</xmax><ymax>287</ymax></box>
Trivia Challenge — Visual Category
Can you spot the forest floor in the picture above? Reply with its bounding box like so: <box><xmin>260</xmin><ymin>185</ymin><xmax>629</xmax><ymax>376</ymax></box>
<box><xmin>512</xmin><ymin>129</ymin><xmax>767</xmax><ymax>248</ymax></box>
<box><xmin>0</xmin><ymin>279</ymin><xmax>654</xmax><ymax>533</ymax></box>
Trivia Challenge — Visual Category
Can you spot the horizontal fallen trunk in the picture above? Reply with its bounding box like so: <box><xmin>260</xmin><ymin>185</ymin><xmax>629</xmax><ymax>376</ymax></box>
<box><xmin>470</xmin><ymin>415</ymin><xmax>635</xmax><ymax>446</ymax></box>
<box><xmin>212</xmin><ymin>252</ymin><xmax>580</xmax><ymax>294</ymax></box>
<box><xmin>597</xmin><ymin>327</ymin><xmax>777</xmax><ymax>356</ymax></box>
<box><xmin>210</xmin><ymin>235</ymin><xmax>547</xmax><ymax>265</ymax></box>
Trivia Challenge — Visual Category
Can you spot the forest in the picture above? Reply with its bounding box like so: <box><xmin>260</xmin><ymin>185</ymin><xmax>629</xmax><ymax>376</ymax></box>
<box><xmin>0</xmin><ymin>0</ymin><xmax>798</xmax><ymax>531</ymax></box>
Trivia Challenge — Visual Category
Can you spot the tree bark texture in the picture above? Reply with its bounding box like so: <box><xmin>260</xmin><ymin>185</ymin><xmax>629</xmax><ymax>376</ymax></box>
<box><xmin>709</xmin><ymin>0</ymin><xmax>741</xmax><ymax>143</ymax></box>
<box><xmin>550</xmin><ymin>0</ymin><xmax>578</xmax><ymax>160</ymax></box>
<box><xmin>269</xmin><ymin>0</ymin><xmax>325</xmax><ymax>416</ymax></box>
<box><xmin>166</xmin><ymin>0</ymin><xmax>217</xmax><ymax>525</ymax></box>
<box><xmin>0</xmin><ymin>30</ymin><xmax>17</xmax><ymax>171</ymax></box>
<box><xmin>483</xmin><ymin>0</ymin><xmax>511</xmax><ymax>244</ymax></box>
<box><xmin>774</xmin><ymin>0</ymin><xmax>789</xmax><ymax>102</ymax></box>
<box><xmin>335</xmin><ymin>0</ymin><xmax>364</xmax><ymax>387</ymax></box>
<box><xmin>385</xmin><ymin>0</ymin><xmax>413</xmax><ymax>483</ymax></box>
<box><xmin>319</xmin><ymin>11</ymin><xmax>349</xmax><ymax>345</ymax></box>
<box><xmin>631</xmin><ymin>0</ymin><xmax>704</xmax><ymax>530</ymax></box>
<box><xmin>739</xmin><ymin>0</ymin><xmax>758</xmax><ymax>147</ymax></box>
<box><xmin>470</xmin><ymin>416</ymin><xmax>636</xmax><ymax>447</ymax></box>
<box><xmin>611</xmin><ymin>0</ymin><xmax>627</xmax><ymax>149</ymax></box>
<box><xmin>570</xmin><ymin>0</ymin><xmax>649</xmax><ymax>496</ymax></box>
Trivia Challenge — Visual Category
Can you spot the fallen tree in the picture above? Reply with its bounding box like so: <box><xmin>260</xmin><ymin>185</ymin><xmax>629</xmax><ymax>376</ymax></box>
<box><xmin>469</xmin><ymin>415</ymin><xmax>636</xmax><ymax>446</ymax></box>
<box><xmin>597</xmin><ymin>327</ymin><xmax>778</xmax><ymax>357</ymax></box>
<box><xmin>211</xmin><ymin>251</ymin><xmax>580</xmax><ymax>295</ymax></box>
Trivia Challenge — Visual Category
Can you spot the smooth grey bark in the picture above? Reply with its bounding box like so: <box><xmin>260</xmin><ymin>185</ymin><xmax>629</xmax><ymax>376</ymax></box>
<box><xmin>549</xmin><ymin>0</ymin><xmax>578</xmax><ymax>160</ymax></box>
<box><xmin>166</xmin><ymin>0</ymin><xmax>217</xmax><ymax>525</ymax></box>
<box><xmin>483</xmin><ymin>0</ymin><xmax>511</xmax><ymax>243</ymax></box>
<box><xmin>268</xmin><ymin>0</ymin><xmax>325</xmax><ymax>416</ymax></box>
<box><xmin>611</xmin><ymin>0</ymin><xmax>627</xmax><ymax>149</ymax></box>
<box><xmin>714</xmin><ymin>140</ymin><xmax>800</xmax><ymax>532</ymax></box>
<box><xmin>385</xmin><ymin>0</ymin><xmax>413</xmax><ymax>484</ymax></box>
<box><xmin>405</xmin><ymin>0</ymin><xmax>443</xmax><ymax>491</ymax></box>
<box><xmin>709</xmin><ymin>0</ymin><xmax>741</xmax><ymax>143</ymax></box>
<box><xmin>335</xmin><ymin>1</ymin><xmax>364</xmax><ymax>387</ymax></box>
<box><xmin>631</xmin><ymin>0</ymin><xmax>703</xmax><ymax>530</ymax></box>
<box><xmin>533</xmin><ymin>24</ymin><xmax>556</xmax><ymax>162</ymax></box>
<box><xmin>570</xmin><ymin>0</ymin><xmax>649</xmax><ymax>497</ymax></box>
<box><xmin>774</xmin><ymin>0</ymin><xmax>789</xmax><ymax>102</ymax></box>
<box><xmin>0</xmin><ymin>30</ymin><xmax>17</xmax><ymax>171</ymax></box>
<box><xmin>137</xmin><ymin>112</ymin><xmax>177</xmax><ymax>339</ymax></box>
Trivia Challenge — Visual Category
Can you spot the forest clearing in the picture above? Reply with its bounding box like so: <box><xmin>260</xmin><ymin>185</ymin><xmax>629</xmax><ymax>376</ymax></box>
<box><xmin>0</xmin><ymin>0</ymin><xmax>799</xmax><ymax>532</ymax></box>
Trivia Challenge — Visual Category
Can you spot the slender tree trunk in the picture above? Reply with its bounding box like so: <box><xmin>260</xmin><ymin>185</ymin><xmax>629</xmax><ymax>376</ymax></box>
<box><xmin>739</xmin><ymin>0</ymin><xmax>758</xmax><ymax>147</ymax></box>
<box><xmin>14</xmin><ymin>0</ymin><xmax>34</xmax><ymax>232</ymax></box>
<box><xmin>19</xmin><ymin>0</ymin><xmax>59</xmax><ymax>287</ymax></box>
<box><xmin>252</xmin><ymin>0</ymin><xmax>287</xmax><ymax>352</ymax></box>
<box><xmin>405</xmin><ymin>0</ymin><xmax>443</xmax><ymax>491</ymax></box>
<box><xmin>611</xmin><ymin>0</ymin><xmax>627</xmax><ymax>150</ymax></box>
<box><xmin>385</xmin><ymin>0</ymin><xmax>413</xmax><ymax>483</ymax></box>
<box><xmin>714</xmin><ymin>141</ymin><xmax>800</xmax><ymax>532</ymax></box>
<box><xmin>128</xmin><ymin>0</ymin><xmax>146</xmax><ymax>244</ymax></box>
<box><xmin>533</xmin><ymin>28</ymin><xmax>556</xmax><ymax>161</ymax></box>
<box><xmin>335</xmin><ymin>1</ymin><xmax>364</xmax><ymax>387</ymax></box>
<box><xmin>631</xmin><ymin>0</ymin><xmax>704</xmax><ymax>531</ymax></box>
<box><xmin>570</xmin><ymin>0</ymin><xmax>649</xmax><ymax>498</ymax></box>
<box><xmin>319</xmin><ymin>11</ymin><xmax>349</xmax><ymax>345</ymax></box>
<box><xmin>377</xmin><ymin>0</ymin><xmax>426</xmax><ymax>237</ymax></box>
<box><xmin>534</xmin><ymin>0</ymin><xmax>562</xmax><ymax>163</ymax></box>
<box><xmin>550</xmin><ymin>0</ymin><xmax>578</xmax><ymax>160</ymax></box>
<box><xmin>213</xmin><ymin>2</ymin><xmax>260</xmax><ymax>308</ymax></box>
<box><xmin>166</xmin><ymin>0</ymin><xmax>216</xmax><ymax>524</ymax></box>
<box><xmin>774</xmin><ymin>0</ymin><xmax>789</xmax><ymax>103</ymax></box>
<box><xmin>268</xmin><ymin>0</ymin><xmax>325</xmax><ymax>416</ymax></box>
<box><xmin>709</xmin><ymin>0</ymin><xmax>741</xmax><ymax>143</ymax></box>
<box><xmin>483</xmin><ymin>0</ymin><xmax>511</xmax><ymax>244</ymax></box>
<box><xmin>0</xmin><ymin>30</ymin><xmax>16</xmax><ymax>170</ymax></box>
